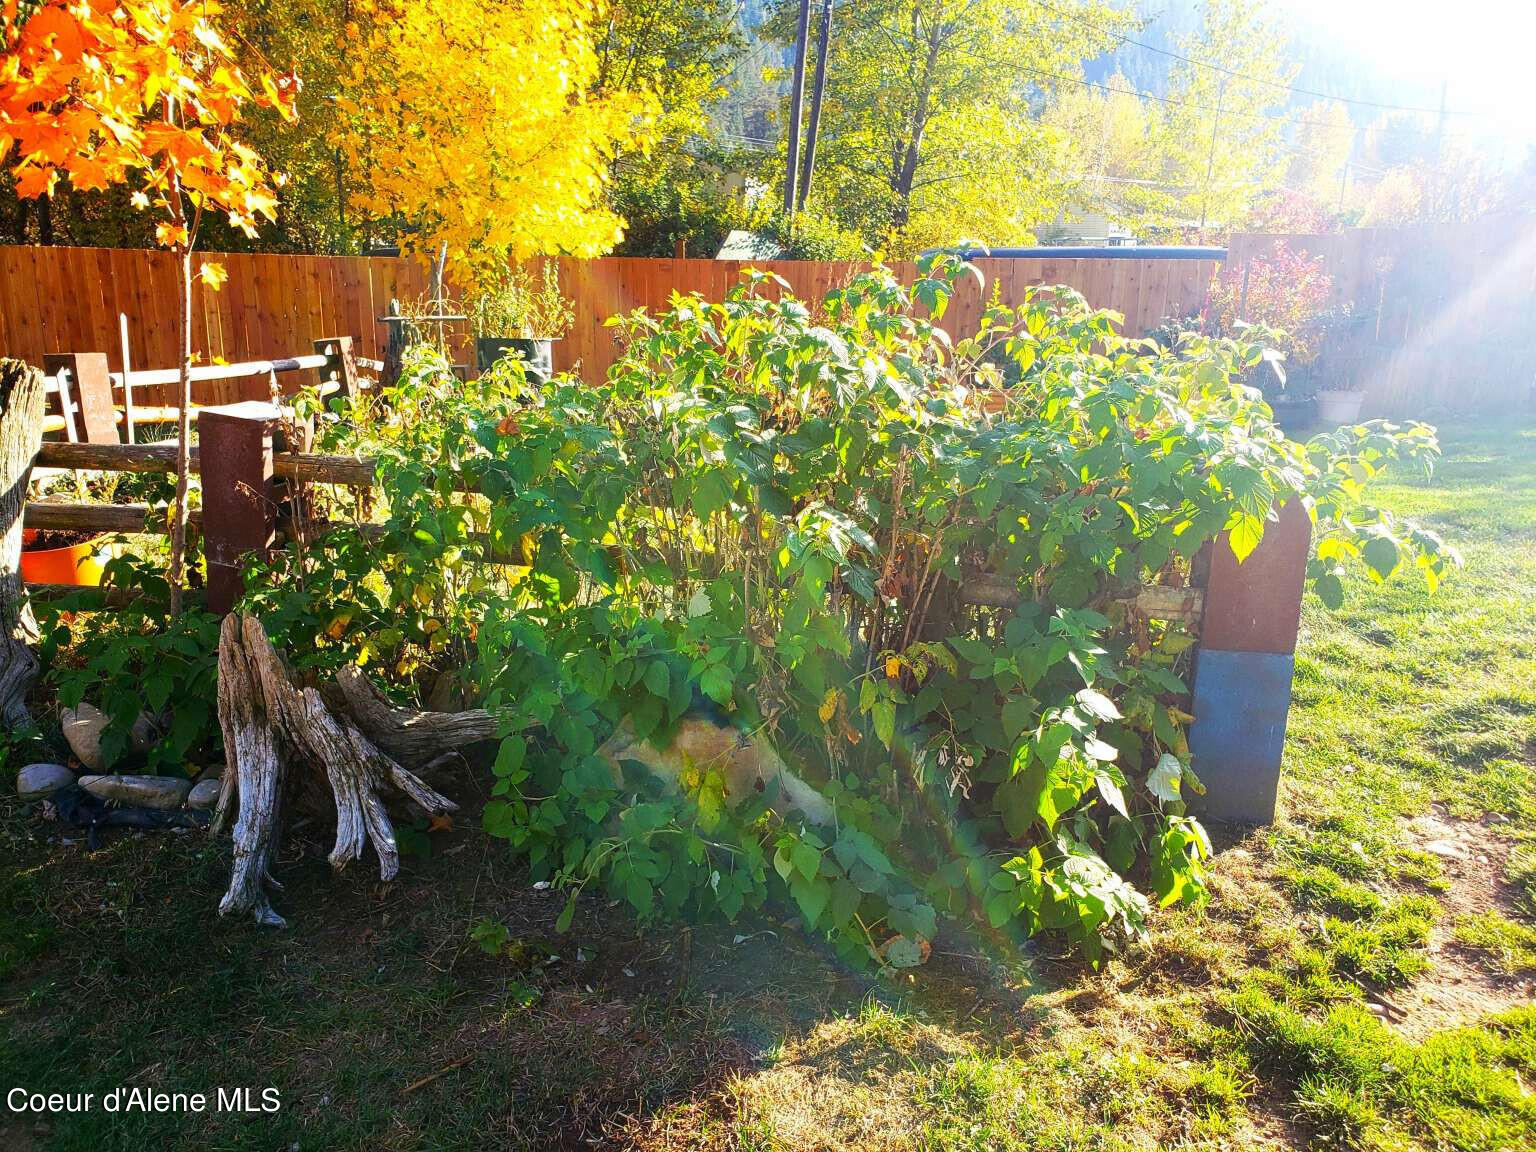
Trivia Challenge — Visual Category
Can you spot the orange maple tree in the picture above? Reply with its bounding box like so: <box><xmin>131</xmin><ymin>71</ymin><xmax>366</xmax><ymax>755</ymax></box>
<box><xmin>1</xmin><ymin>0</ymin><xmax>297</xmax><ymax>614</ymax></box>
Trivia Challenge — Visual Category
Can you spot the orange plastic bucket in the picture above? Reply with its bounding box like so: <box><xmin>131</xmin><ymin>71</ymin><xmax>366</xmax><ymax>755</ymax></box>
<box><xmin>20</xmin><ymin>532</ymin><xmax>109</xmax><ymax>586</ymax></box>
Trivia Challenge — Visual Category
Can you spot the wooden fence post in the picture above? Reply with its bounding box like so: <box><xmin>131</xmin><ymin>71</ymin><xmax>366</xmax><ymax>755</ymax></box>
<box><xmin>313</xmin><ymin>336</ymin><xmax>359</xmax><ymax>401</ymax></box>
<box><xmin>1187</xmin><ymin>500</ymin><xmax>1311</xmax><ymax>824</ymax></box>
<box><xmin>43</xmin><ymin>352</ymin><xmax>120</xmax><ymax>444</ymax></box>
<box><xmin>198</xmin><ymin>402</ymin><xmax>281</xmax><ymax>615</ymax></box>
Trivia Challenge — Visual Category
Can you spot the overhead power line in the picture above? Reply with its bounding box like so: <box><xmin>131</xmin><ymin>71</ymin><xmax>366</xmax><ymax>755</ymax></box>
<box><xmin>837</xmin><ymin>12</ymin><xmax>1501</xmax><ymax>144</ymax></box>
<box><xmin>1025</xmin><ymin>0</ymin><xmax>1486</xmax><ymax>119</ymax></box>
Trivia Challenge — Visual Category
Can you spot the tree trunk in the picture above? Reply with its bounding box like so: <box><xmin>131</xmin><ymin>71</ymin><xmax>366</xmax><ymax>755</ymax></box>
<box><xmin>167</xmin><ymin>240</ymin><xmax>193</xmax><ymax>619</ymax></box>
<box><xmin>0</xmin><ymin>361</ymin><xmax>44</xmax><ymax>729</ymax></box>
<box><xmin>214</xmin><ymin>613</ymin><xmax>493</xmax><ymax>925</ymax></box>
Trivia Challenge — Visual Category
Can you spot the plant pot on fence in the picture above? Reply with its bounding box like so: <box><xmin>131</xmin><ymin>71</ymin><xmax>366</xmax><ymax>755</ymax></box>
<box><xmin>475</xmin><ymin>337</ymin><xmax>554</xmax><ymax>382</ymax></box>
<box><xmin>1316</xmin><ymin>389</ymin><xmax>1366</xmax><ymax>426</ymax></box>
<box><xmin>20</xmin><ymin>529</ymin><xmax>110</xmax><ymax>586</ymax></box>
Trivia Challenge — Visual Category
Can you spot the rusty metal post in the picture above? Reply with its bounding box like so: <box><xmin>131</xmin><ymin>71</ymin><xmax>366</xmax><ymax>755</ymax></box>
<box><xmin>313</xmin><ymin>335</ymin><xmax>360</xmax><ymax>401</ymax></box>
<box><xmin>43</xmin><ymin>353</ymin><xmax>119</xmax><ymax>444</ymax></box>
<box><xmin>1188</xmin><ymin>500</ymin><xmax>1312</xmax><ymax>824</ymax></box>
<box><xmin>197</xmin><ymin>402</ymin><xmax>281</xmax><ymax>615</ymax></box>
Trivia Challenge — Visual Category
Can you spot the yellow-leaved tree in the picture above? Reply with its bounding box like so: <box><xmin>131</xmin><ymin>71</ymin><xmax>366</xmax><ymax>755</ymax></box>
<box><xmin>336</xmin><ymin>0</ymin><xmax>652</xmax><ymax>280</ymax></box>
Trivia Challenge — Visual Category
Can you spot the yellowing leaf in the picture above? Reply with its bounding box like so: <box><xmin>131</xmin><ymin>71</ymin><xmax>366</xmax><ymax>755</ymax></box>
<box><xmin>197</xmin><ymin>260</ymin><xmax>228</xmax><ymax>289</ymax></box>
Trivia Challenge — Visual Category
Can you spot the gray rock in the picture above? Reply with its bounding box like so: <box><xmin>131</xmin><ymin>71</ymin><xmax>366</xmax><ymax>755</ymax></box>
<box><xmin>130</xmin><ymin>711</ymin><xmax>166</xmax><ymax>752</ymax></box>
<box><xmin>61</xmin><ymin>702</ymin><xmax>110</xmax><ymax>771</ymax></box>
<box><xmin>78</xmin><ymin>774</ymin><xmax>192</xmax><ymax>810</ymax></box>
<box><xmin>186</xmin><ymin>778</ymin><xmax>221</xmax><ymax>810</ymax></box>
<box><xmin>16</xmin><ymin>762</ymin><xmax>75</xmax><ymax>800</ymax></box>
<box><xmin>1422</xmin><ymin>838</ymin><xmax>1469</xmax><ymax>860</ymax></box>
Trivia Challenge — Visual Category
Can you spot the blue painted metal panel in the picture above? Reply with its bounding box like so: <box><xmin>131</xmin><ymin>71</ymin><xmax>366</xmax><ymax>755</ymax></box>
<box><xmin>1187</xmin><ymin>648</ymin><xmax>1295</xmax><ymax>825</ymax></box>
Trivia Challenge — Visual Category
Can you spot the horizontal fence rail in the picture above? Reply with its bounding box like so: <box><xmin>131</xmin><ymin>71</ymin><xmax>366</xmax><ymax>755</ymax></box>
<box><xmin>28</xmin><ymin>432</ymin><xmax>1205</xmax><ymax>626</ymax></box>
<box><xmin>34</xmin><ymin>440</ymin><xmax>379</xmax><ymax>486</ymax></box>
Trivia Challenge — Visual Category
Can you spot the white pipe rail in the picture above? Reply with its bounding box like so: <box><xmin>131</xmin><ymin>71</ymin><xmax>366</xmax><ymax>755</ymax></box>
<box><xmin>105</xmin><ymin>352</ymin><xmax>329</xmax><ymax>390</ymax></box>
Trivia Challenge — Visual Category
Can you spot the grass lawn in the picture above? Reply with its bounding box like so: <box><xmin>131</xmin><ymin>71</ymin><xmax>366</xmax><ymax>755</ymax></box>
<box><xmin>1</xmin><ymin>418</ymin><xmax>1533</xmax><ymax>1151</ymax></box>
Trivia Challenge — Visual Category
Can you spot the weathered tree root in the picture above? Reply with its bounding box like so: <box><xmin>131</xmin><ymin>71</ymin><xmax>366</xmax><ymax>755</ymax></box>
<box><xmin>214</xmin><ymin>613</ymin><xmax>490</xmax><ymax>926</ymax></box>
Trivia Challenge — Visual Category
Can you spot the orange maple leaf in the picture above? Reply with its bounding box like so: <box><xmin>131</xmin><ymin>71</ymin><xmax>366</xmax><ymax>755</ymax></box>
<box><xmin>14</xmin><ymin>165</ymin><xmax>58</xmax><ymax>197</ymax></box>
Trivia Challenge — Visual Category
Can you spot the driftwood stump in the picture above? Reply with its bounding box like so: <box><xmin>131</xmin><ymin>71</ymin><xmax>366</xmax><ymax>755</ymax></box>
<box><xmin>214</xmin><ymin>613</ymin><xmax>495</xmax><ymax>925</ymax></box>
<box><xmin>0</xmin><ymin>360</ymin><xmax>45</xmax><ymax>730</ymax></box>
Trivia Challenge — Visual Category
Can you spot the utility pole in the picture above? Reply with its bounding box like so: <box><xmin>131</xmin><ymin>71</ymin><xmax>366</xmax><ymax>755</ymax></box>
<box><xmin>784</xmin><ymin>0</ymin><xmax>812</xmax><ymax>216</ymax></box>
<box><xmin>1337</xmin><ymin>131</ymin><xmax>1355</xmax><ymax>215</ymax></box>
<box><xmin>1198</xmin><ymin>76</ymin><xmax>1227</xmax><ymax>236</ymax></box>
<box><xmin>797</xmin><ymin>0</ymin><xmax>835</xmax><ymax>212</ymax></box>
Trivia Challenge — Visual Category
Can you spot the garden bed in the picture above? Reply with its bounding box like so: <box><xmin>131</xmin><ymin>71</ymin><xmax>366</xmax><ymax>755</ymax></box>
<box><xmin>3</xmin><ymin>419</ymin><xmax>1532</xmax><ymax>1151</ymax></box>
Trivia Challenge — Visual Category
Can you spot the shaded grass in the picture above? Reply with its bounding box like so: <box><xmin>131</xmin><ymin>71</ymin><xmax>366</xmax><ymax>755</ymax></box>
<box><xmin>1455</xmin><ymin>911</ymin><xmax>1536</xmax><ymax>974</ymax></box>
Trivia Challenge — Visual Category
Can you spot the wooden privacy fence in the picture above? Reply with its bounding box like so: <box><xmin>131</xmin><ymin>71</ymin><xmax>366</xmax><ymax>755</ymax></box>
<box><xmin>1</xmin><ymin>247</ymin><xmax>1221</xmax><ymax>405</ymax></box>
<box><xmin>9</xmin><ymin>222</ymin><xmax>1536</xmax><ymax>414</ymax></box>
<box><xmin>556</xmin><ymin>255</ymin><xmax>1218</xmax><ymax>382</ymax></box>
<box><xmin>1225</xmin><ymin>215</ymin><xmax>1536</xmax><ymax>415</ymax></box>
<box><xmin>1</xmin><ymin>247</ymin><xmax>430</xmax><ymax>407</ymax></box>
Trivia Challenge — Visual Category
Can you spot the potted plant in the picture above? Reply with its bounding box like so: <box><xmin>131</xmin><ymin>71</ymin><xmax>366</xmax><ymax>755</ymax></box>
<box><xmin>1311</xmin><ymin>310</ymin><xmax>1374</xmax><ymax>425</ymax></box>
<box><xmin>1315</xmin><ymin>378</ymin><xmax>1366</xmax><ymax>425</ymax></box>
<box><xmin>20</xmin><ymin>530</ymin><xmax>109</xmax><ymax>586</ymax></box>
<box><xmin>466</xmin><ymin>261</ymin><xmax>574</xmax><ymax>382</ymax></box>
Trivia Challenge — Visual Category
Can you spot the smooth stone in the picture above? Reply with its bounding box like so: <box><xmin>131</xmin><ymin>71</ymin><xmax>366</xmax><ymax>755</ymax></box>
<box><xmin>78</xmin><ymin>774</ymin><xmax>192</xmax><ymax>810</ymax></box>
<box><xmin>130</xmin><ymin>711</ymin><xmax>165</xmax><ymax>752</ymax></box>
<box><xmin>1421</xmin><ymin>838</ymin><xmax>1469</xmax><ymax>860</ymax></box>
<box><xmin>61</xmin><ymin>702</ymin><xmax>110</xmax><ymax>771</ymax></box>
<box><xmin>16</xmin><ymin>762</ymin><xmax>75</xmax><ymax>800</ymax></box>
<box><xmin>186</xmin><ymin>778</ymin><xmax>221</xmax><ymax>810</ymax></box>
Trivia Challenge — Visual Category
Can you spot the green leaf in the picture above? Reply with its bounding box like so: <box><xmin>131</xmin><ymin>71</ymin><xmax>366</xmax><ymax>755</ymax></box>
<box><xmin>1002</xmin><ymin>696</ymin><xmax>1037</xmax><ymax>741</ymax></box>
<box><xmin>493</xmin><ymin>736</ymin><xmax>526</xmax><ymax>777</ymax></box>
<box><xmin>773</xmin><ymin>844</ymin><xmax>794</xmax><ymax>882</ymax></box>
<box><xmin>699</xmin><ymin>664</ymin><xmax>734</xmax><ymax>706</ymax></box>
<box><xmin>1095</xmin><ymin>772</ymin><xmax>1129</xmax><ymax>819</ymax></box>
<box><xmin>790</xmin><ymin>875</ymin><xmax>828</xmax><ymax>928</ymax></box>
<box><xmin>1314</xmin><ymin>570</ymin><xmax>1345</xmax><ymax>609</ymax></box>
<box><xmin>872</xmin><ymin>698</ymin><xmax>896</xmax><ymax>748</ymax></box>
<box><xmin>1074</xmin><ymin>687</ymin><xmax>1121</xmax><ymax>722</ymax></box>
<box><xmin>555</xmin><ymin>894</ymin><xmax>577</xmax><ymax>934</ymax></box>
<box><xmin>1228</xmin><ymin>513</ymin><xmax>1264</xmax><ymax>562</ymax></box>
<box><xmin>791</xmin><ymin>839</ymin><xmax>821</xmax><ymax>882</ymax></box>
<box><xmin>882</xmin><ymin>935</ymin><xmax>926</xmax><ymax>968</ymax></box>
<box><xmin>643</xmin><ymin>659</ymin><xmax>671</xmax><ymax>699</ymax></box>
<box><xmin>1082</xmin><ymin>736</ymin><xmax>1118</xmax><ymax>762</ymax></box>
<box><xmin>1037</xmin><ymin>759</ymin><xmax>1090</xmax><ymax>830</ymax></box>
<box><xmin>1363</xmin><ymin>536</ymin><xmax>1401</xmax><ymax>580</ymax></box>
<box><xmin>692</xmin><ymin>471</ymin><xmax>732</xmax><ymax>520</ymax></box>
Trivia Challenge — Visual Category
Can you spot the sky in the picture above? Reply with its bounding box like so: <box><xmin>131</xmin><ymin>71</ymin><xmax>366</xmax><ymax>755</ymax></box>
<box><xmin>1284</xmin><ymin>0</ymin><xmax>1536</xmax><ymax>157</ymax></box>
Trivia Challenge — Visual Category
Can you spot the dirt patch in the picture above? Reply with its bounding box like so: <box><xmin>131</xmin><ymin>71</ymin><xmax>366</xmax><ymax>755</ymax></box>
<box><xmin>1378</xmin><ymin>808</ymin><xmax>1536</xmax><ymax>1040</ymax></box>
